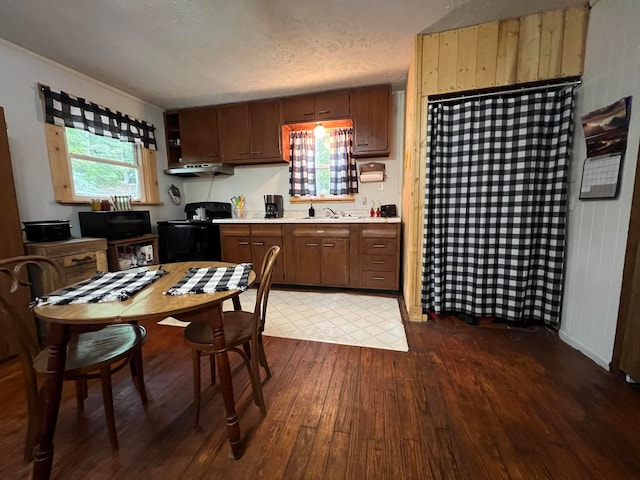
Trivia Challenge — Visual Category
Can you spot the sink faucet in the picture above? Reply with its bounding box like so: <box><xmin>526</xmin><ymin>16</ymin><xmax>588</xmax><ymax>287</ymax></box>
<box><xmin>323</xmin><ymin>207</ymin><xmax>337</xmax><ymax>217</ymax></box>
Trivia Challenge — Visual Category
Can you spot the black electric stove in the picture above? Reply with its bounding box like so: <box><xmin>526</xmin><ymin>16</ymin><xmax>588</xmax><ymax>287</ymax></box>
<box><xmin>157</xmin><ymin>202</ymin><xmax>232</xmax><ymax>263</ymax></box>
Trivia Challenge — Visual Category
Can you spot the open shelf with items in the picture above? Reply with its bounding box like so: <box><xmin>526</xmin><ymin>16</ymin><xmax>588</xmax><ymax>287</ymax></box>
<box><xmin>164</xmin><ymin>111</ymin><xmax>182</xmax><ymax>166</ymax></box>
<box><xmin>106</xmin><ymin>234</ymin><xmax>159</xmax><ymax>271</ymax></box>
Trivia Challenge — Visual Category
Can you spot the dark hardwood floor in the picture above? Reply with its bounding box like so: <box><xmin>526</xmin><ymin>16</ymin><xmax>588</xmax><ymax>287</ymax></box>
<box><xmin>2</xmin><ymin>309</ymin><xmax>640</xmax><ymax>479</ymax></box>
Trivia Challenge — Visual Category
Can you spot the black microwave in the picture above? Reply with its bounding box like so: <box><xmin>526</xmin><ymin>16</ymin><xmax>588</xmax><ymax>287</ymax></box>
<box><xmin>78</xmin><ymin>211</ymin><xmax>152</xmax><ymax>240</ymax></box>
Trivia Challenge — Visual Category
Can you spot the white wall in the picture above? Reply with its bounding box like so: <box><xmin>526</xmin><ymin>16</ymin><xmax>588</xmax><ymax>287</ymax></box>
<box><xmin>560</xmin><ymin>0</ymin><xmax>640</xmax><ymax>368</ymax></box>
<box><xmin>0</xmin><ymin>40</ymin><xmax>185</xmax><ymax>237</ymax></box>
<box><xmin>183</xmin><ymin>91</ymin><xmax>405</xmax><ymax>216</ymax></box>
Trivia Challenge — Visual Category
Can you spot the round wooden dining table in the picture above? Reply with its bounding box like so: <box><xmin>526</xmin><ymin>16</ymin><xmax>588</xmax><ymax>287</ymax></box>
<box><xmin>31</xmin><ymin>261</ymin><xmax>255</xmax><ymax>480</ymax></box>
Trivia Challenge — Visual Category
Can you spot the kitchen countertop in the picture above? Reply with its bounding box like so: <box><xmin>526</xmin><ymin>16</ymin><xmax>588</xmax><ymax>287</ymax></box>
<box><xmin>209</xmin><ymin>212</ymin><xmax>401</xmax><ymax>224</ymax></box>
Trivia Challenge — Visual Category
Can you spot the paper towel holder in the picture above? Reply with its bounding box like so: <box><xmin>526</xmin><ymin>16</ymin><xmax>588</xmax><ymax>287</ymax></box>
<box><xmin>359</xmin><ymin>162</ymin><xmax>386</xmax><ymax>183</ymax></box>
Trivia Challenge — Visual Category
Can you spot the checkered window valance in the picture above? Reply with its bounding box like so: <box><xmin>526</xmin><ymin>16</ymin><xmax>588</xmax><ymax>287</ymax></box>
<box><xmin>40</xmin><ymin>85</ymin><xmax>157</xmax><ymax>150</ymax></box>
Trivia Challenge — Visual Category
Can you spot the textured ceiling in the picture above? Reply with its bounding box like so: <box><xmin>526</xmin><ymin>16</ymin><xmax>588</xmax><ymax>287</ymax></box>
<box><xmin>0</xmin><ymin>0</ymin><xmax>586</xmax><ymax>110</ymax></box>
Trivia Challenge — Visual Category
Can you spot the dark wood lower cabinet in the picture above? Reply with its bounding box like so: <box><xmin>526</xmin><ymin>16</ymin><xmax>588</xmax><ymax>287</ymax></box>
<box><xmin>220</xmin><ymin>224</ymin><xmax>284</xmax><ymax>283</ymax></box>
<box><xmin>221</xmin><ymin>222</ymin><xmax>399</xmax><ymax>291</ymax></box>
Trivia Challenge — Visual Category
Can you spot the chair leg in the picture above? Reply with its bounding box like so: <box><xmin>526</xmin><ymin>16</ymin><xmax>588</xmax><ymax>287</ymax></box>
<box><xmin>208</xmin><ymin>354</ymin><xmax>216</xmax><ymax>385</ymax></box>
<box><xmin>24</xmin><ymin>391</ymin><xmax>40</xmax><ymax>463</ymax></box>
<box><xmin>258</xmin><ymin>334</ymin><xmax>271</xmax><ymax>378</ymax></box>
<box><xmin>250</xmin><ymin>347</ymin><xmax>267</xmax><ymax>416</ymax></box>
<box><xmin>192</xmin><ymin>349</ymin><xmax>202</xmax><ymax>427</ymax></box>
<box><xmin>75</xmin><ymin>379</ymin><xmax>87</xmax><ymax>410</ymax></box>
<box><xmin>130</xmin><ymin>349</ymin><xmax>148</xmax><ymax>405</ymax></box>
<box><xmin>100</xmin><ymin>368</ymin><xmax>119</xmax><ymax>451</ymax></box>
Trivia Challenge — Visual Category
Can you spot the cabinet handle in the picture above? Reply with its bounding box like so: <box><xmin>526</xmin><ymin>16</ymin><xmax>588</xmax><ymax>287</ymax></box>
<box><xmin>238</xmin><ymin>241</ymin><xmax>250</xmax><ymax>245</ymax></box>
<box><xmin>323</xmin><ymin>243</ymin><xmax>335</xmax><ymax>248</ymax></box>
<box><xmin>303</xmin><ymin>112</ymin><xmax>314</xmax><ymax>116</ymax></box>
<box><xmin>252</xmin><ymin>241</ymin><xmax>264</xmax><ymax>246</ymax></box>
<box><xmin>372</xmin><ymin>276</ymin><xmax>386</xmax><ymax>280</ymax></box>
<box><xmin>317</xmin><ymin>109</ymin><xmax>329</xmax><ymax>114</ymax></box>
<box><xmin>357</xmin><ymin>143</ymin><xmax>369</xmax><ymax>146</ymax></box>
<box><xmin>373</xmin><ymin>244</ymin><xmax>386</xmax><ymax>248</ymax></box>
<box><xmin>239</xmin><ymin>151</ymin><xmax>250</xmax><ymax>155</ymax></box>
<box><xmin>208</xmin><ymin>153</ymin><xmax>218</xmax><ymax>157</ymax></box>
<box><xmin>72</xmin><ymin>255</ymin><xmax>92</xmax><ymax>263</ymax></box>
<box><xmin>306</xmin><ymin>243</ymin><xmax>318</xmax><ymax>247</ymax></box>
<box><xmin>252</xmin><ymin>151</ymin><xmax>262</xmax><ymax>155</ymax></box>
<box><xmin>373</xmin><ymin>260</ymin><xmax>385</xmax><ymax>264</ymax></box>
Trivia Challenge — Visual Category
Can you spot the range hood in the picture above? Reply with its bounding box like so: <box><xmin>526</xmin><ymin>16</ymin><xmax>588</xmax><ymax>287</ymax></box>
<box><xmin>163</xmin><ymin>163</ymin><xmax>235</xmax><ymax>178</ymax></box>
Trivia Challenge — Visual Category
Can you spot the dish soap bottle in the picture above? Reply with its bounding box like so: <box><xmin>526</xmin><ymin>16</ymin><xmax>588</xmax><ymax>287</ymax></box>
<box><xmin>308</xmin><ymin>203</ymin><xmax>315</xmax><ymax>217</ymax></box>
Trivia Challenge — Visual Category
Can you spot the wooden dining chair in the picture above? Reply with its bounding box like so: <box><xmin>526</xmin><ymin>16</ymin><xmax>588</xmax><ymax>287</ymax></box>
<box><xmin>183</xmin><ymin>246</ymin><xmax>281</xmax><ymax>425</ymax></box>
<box><xmin>0</xmin><ymin>255</ymin><xmax>148</xmax><ymax>462</ymax></box>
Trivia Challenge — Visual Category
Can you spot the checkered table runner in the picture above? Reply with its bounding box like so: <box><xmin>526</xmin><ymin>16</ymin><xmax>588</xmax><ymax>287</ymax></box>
<box><xmin>164</xmin><ymin>263</ymin><xmax>252</xmax><ymax>296</ymax></box>
<box><xmin>35</xmin><ymin>269</ymin><xmax>167</xmax><ymax>306</ymax></box>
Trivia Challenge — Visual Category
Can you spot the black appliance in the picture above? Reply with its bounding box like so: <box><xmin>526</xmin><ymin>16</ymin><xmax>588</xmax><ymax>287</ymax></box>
<box><xmin>380</xmin><ymin>204</ymin><xmax>397</xmax><ymax>217</ymax></box>
<box><xmin>22</xmin><ymin>220</ymin><xmax>72</xmax><ymax>242</ymax></box>
<box><xmin>157</xmin><ymin>202</ymin><xmax>232</xmax><ymax>263</ymax></box>
<box><xmin>264</xmin><ymin>194</ymin><xmax>284</xmax><ymax>218</ymax></box>
<box><xmin>78</xmin><ymin>210</ymin><xmax>152</xmax><ymax>240</ymax></box>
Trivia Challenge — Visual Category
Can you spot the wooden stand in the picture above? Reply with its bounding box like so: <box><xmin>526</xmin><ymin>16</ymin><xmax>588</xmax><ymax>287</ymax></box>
<box><xmin>106</xmin><ymin>234</ymin><xmax>159</xmax><ymax>271</ymax></box>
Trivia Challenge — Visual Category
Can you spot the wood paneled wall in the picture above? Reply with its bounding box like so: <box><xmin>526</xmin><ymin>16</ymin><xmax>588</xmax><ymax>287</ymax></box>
<box><xmin>402</xmin><ymin>5</ymin><xmax>589</xmax><ymax>322</ymax></box>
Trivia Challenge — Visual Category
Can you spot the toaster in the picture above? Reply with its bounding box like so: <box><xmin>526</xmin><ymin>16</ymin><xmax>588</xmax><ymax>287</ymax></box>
<box><xmin>380</xmin><ymin>204</ymin><xmax>397</xmax><ymax>217</ymax></box>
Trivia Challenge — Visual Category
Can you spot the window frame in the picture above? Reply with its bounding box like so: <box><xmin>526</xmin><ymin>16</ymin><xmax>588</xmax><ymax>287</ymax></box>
<box><xmin>283</xmin><ymin>118</ymin><xmax>356</xmax><ymax>204</ymax></box>
<box><xmin>44</xmin><ymin>123</ymin><xmax>161</xmax><ymax>205</ymax></box>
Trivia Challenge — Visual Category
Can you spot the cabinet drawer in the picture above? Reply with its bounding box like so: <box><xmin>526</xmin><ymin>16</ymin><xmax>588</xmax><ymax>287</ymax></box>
<box><xmin>360</xmin><ymin>271</ymin><xmax>397</xmax><ymax>290</ymax></box>
<box><xmin>361</xmin><ymin>238</ymin><xmax>397</xmax><ymax>255</ymax></box>
<box><xmin>361</xmin><ymin>225</ymin><xmax>398</xmax><ymax>238</ymax></box>
<box><xmin>221</xmin><ymin>224</ymin><xmax>251</xmax><ymax>236</ymax></box>
<box><xmin>62</xmin><ymin>251</ymin><xmax>97</xmax><ymax>268</ymax></box>
<box><xmin>292</xmin><ymin>225</ymin><xmax>350</xmax><ymax>237</ymax></box>
<box><xmin>251</xmin><ymin>224</ymin><xmax>282</xmax><ymax>237</ymax></box>
<box><xmin>361</xmin><ymin>254</ymin><xmax>396</xmax><ymax>272</ymax></box>
<box><xmin>65</xmin><ymin>262</ymin><xmax>98</xmax><ymax>285</ymax></box>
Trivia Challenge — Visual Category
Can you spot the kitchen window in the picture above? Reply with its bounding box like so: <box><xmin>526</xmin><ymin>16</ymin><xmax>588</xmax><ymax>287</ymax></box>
<box><xmin>40</xmin><ymin>85</ymin><xmax>160</xmax><ymax>204</ymax></box>
<box><xmin>288</xmin><ymin>125</ymin><xmax>358</xmax><ymax>202</ymax></box>
<box><xmin>66</xmin><ymin>127</ymin><xmax>143</xmax><ymax>200</ymax></box>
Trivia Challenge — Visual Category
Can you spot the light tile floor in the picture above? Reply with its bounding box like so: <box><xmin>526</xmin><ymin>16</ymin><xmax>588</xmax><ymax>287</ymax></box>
<box><xmin>158</xmin><ymin>289</ymin><xmax>409</xmax><ymax>352</ymax></box>
<box><xmin>235</xmin><ymin>289</ymin><xmax>409</xmax><ymax>352</ymax></box>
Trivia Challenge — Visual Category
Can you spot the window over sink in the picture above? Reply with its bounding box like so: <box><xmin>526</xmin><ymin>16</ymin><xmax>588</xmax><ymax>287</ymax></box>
<box><xmin>286</xmin><ymin>119</ymin><xmax>358</xmax><ymax>203</ymax></box>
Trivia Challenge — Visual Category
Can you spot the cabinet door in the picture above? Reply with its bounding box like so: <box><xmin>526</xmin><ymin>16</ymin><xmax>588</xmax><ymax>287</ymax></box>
<box><xmin>220</xmin><ymin>225</ymin><xmax>252</xmax><ymax>264</ymax></box>
<box><xmin>282</xmin><ymin>94</ymin><xmax>316</xmax><ymax>124</ymax></box>
<box><xmin>321</xmin><ymin>238</ymin><xmax>350</xmax><ymax>286</ymax></box>
<box><xmin>0</xmin><ymin>107</ymin><xmax>35</xmax><ymax>359</ymax></box>
<box><xmin>251</xmin><ymin>236</ymin><xmax>284</xmax><ymax>283</ymax></box>
<box><xmin>351</xmin><ymin>85</ymin><xmax>391</xmax><ymax>157</ymax></box>
<box><xmin>315</xmin><ymin>90</ymin><xmax>350</xmax><ymax>120</ymax></box>
<box><xmin>249</xmin><ymin>100</ymin><xmax>282</xmax><ymax>163</ymax></box>
<box><xmin>217</xmin><ymin>103</ymin><xmax>251</xmax><ymax>163</ymax></box>
<box><xmin>292</xmin><ymin>236</ymin><xmax>321</xmax><ymax>285</ymax></box>
<box><xmin>178</xmin><ymin>107</ymin><xmax>219</xmax><ymax>164</ymax></box>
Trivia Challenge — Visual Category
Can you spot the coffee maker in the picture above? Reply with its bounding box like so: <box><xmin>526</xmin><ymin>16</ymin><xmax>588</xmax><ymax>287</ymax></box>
<box><xmin>264</xmin><ymin>194</ymin><xmax>284</xmax><ymax>218</ymax></box>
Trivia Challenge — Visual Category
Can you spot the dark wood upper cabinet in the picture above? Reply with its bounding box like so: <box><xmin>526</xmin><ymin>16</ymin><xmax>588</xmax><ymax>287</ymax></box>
<box><xmin>350</xmin><ymin>85</ymin><xmax>391</xmax><ymax>158</ymax></box>
<box><xmin>178</xmin><ymin>106</ymin><xmax>219</xmax><ymax>163</ymax></box>
<box><xmin>218</xmin><ymin>100</ymin><xmax>282</xmax><ymax>165</ymax></box>
<box><xmin>248</xmin><ymin>100</ymin><xmax>281</xmax><ymax>161</ymax></box>
<box><xmin>282</xmin><ymin>95</ymin><xmax>315</xmax><ymax>124</ymax></box>
<box><xmin>217</xmin><ymin>103</ymin><xmax>251</xmax><ymax>163</ymax></box>
<box><xmin>282</xmin><ymin>90</ymin><xmax>350</xmax><ymax>123</ymax></box>
<box><xmin>315</xmin><ymin>90</ymin><xmax>350</xmax><ymax>121</ymax></box>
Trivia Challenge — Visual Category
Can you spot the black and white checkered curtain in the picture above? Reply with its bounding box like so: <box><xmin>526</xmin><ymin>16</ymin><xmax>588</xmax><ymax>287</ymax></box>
<box><xmin>329</xmin><ymin>127</ymin><xmax>358</xmax><ymax>195</ymax></box>
<box><xmin>289</xmin><ymin>131</ymin><xmax>316</xmax><ymax>196</ymax></box>
<box><xmin>422</xmin><ymin>86</ymin><xmax>577</xmax><ymax>326</ymax></box>
<box><xmin>41</xmin><ymin>85</ymin><xmax>157</xmax><ymax>150</ymax></box>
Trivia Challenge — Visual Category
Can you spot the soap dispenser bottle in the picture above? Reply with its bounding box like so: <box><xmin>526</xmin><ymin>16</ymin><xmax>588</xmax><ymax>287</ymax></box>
<box><xmin>308</xmin><ymin>203</ymin><xmax>315</xmax><ymax>217</ymax></box>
